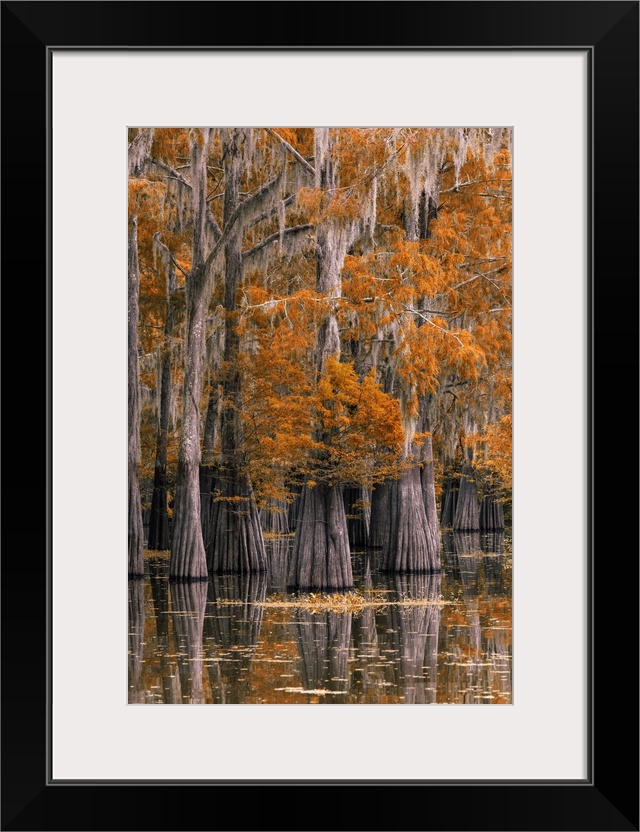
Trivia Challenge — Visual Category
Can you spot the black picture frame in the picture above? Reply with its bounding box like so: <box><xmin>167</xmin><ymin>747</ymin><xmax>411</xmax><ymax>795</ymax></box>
<box><xmin>2</xmin><ymin>2</ymin><xmax>638</xmax><ymax>830</ymax></box>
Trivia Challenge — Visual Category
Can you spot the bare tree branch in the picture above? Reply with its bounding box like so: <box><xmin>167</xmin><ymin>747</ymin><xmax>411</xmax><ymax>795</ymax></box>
<box><xmin>265</xmin><ymin>128</ymin><xmax>316</xmax><ymax>177</ymax></box>
<box><xmin>152</xmin><ymin>158</ymin><xmax>222</xmax><ymax>240</ymax></box>
<box><xmin>243</xmin><ymin>224</ymin><xmax>313</xmax><ymax>263</ymax></box>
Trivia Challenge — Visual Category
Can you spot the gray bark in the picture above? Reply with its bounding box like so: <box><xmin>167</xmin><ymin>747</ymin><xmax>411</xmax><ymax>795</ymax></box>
<box><xmin>288</xmin><ymin>129</ymin><xmax>353</xmax><ymax>593</ymax></box>
<box><xmin>148</xmin><ymin>243</ymin><xmax>176</xmax><ymax>551</ymax></box>
<box><xmin>128</xmin><ymin>218</ymin><xmax>144</xmax><ymax>577</ymax></box>
<box><xmin>419</xmin><ymin>420</ymin><xmax>441</xmax><ymax>560</ymax></box>
<box><xmin>371</xmin><ymin>171</ymin><xmax>443</xmax><ymax>574</ymax></box>
<box><xmin>440</xmin><ymin>475</ymin><xmax>459</xmax><ymax>527</ymax></box>
<box><xmin>288</xmin><ymin>483</ymin><xmax>353</xmax><ymax>592</ymax></box>
<box><xmin>479</xmin><ymin>493</ymin><xmax>505</xmax><ymax>530</ymax></box>
<box><xmin>169</xmin><ymin>130</ymin><xmax>211</xmax><ymax>580</ymax></box>
<box><xmin>380</xmin><ymin>462</ymin><xmax>440</xmax><ymax>573</ymax></box>
<box><xmin>199</xmin><ymin>316</ymin><xmax>224</xmax><ymax>551</ymax></box>
<box><xmin>208</xmin><ymin>130</ymin><xmax>266</xmax><ymax>575</ymax></box>
<box><xmin>453</xmin><ymin>463</ymin><xmax>480</xmax><ymax>530</ymax></box>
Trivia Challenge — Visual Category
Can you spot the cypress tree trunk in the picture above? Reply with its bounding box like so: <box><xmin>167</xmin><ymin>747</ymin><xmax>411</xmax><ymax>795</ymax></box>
<box><xmin>479</xmin><ymin>493</ymin><xmax>505</xmax><ymax>530</ymax></box>
<box><xmin>148</xmin><ymin>251</ymin><xmax>176</xmax><ymax>552</ymax></box>
<box><xmin>128</xmin><ymin>217</ymin><xmax>144</xmax><ymax>578</ymax></box>
<box><xmin>373</xmin><ymin>176</ymin><xmax>443</xmax><ymax>575</ymax></box>
<box><xmin>343</xmin><ymin>486</ymin><xmax>370</xmax><ymax>550</ymax></box>
<box><xmin>208</xmin><ymin>131</ymin><xmax>266</xmax><ymax>575</ymax></box>
<box><xmin>288</xmin><ymin>129</ymin><xmax>353</xmax><ymax>593</ymax></box>
<box><xmin>453</xmin><ymin>463</ymin><xmax>480</xmax><ymax>530</ymax></box>
<box><xmin>200</xmin><ymin>315</ymin><xmax>223</xmax><ymax>552</ymax></box>
<box><xmin>380</xmin><ymin>460</ymin><xmax>440</xmax><ymax>573</ymax></box>
<box><xmin>440</xmin><ymin>474</ymin><xmax>459</xmax><ymax>527</ymax></box>
<box><xmin>419</xmin><ymin>424</ymin><xmax>441</xmax><ymax>560</ymax></box>
<box><xmin>169</xmin><ymin>129</ymin><xmax>211</xmax><ymax>581</ymax></box>
<box><xmin>288</xmin><ymin>484</ymin><xmax>353</xmax><ymax>592</ymax></box>
<box><xmin>199</xmin><ymin>388</ymin><xmax>218</xmax><ymax>555</ymax></box>
<box><xmin>170</xmin><ymin>285</ymin><xmax>209</xmax><ymax>580</ymax></box>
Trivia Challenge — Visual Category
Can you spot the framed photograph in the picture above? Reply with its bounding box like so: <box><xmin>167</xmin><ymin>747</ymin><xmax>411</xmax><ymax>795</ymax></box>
<box><xmin>2</xmin><ymin>2</ymin><xmax>637</xmax><ymax>830</ymax></box>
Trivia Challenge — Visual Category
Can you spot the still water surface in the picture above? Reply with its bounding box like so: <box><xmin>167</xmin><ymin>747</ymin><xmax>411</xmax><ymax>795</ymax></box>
<box><xmin>129</xmin><ymin>531</ymin><xmax>511</xmax><ymax>704</ymax></box>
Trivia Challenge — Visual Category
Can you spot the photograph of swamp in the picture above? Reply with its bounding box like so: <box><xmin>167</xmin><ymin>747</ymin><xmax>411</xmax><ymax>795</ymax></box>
<box><xmin>128</xmin><ymin>127</ymin><xmax>512</xmax><ymax>704</ymax></box>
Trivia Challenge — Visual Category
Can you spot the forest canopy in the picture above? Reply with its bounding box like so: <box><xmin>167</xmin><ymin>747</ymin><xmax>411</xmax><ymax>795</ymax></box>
<box><xmin>127</xmin><ymin>127</ymin><xmax>512</xmax><ymax>586</ymax></box>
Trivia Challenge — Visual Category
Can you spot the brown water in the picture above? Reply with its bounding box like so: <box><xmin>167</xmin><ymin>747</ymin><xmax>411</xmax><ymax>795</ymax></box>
<box><xmin>129</xmin><ymin>530</ymin><xmax>511</xmax><ymax>704</ymax></box>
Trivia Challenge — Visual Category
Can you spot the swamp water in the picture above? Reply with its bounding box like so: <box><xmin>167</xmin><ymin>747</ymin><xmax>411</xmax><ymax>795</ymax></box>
<box><xmin>129</xmin><ymin>530</ymin><xmax>511</xmax><ymax>704</ymax></box>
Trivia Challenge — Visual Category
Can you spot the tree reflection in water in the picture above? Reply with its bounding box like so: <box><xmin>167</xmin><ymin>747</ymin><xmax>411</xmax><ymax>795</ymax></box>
<box><xmin>438</xmin><ymin>530</ymin><xmax>512</xmax><ymax>703</ymax></box>
<box><xmin>266</xmin><ymin>537</ymin><xmax>291</xmax><ymax>596</ymax></box>
<box><xmin>374</xmin><ymin>573</ymin><xmax>441</xmax><ymax>704</ymax></box>
<box><xmin>148</xmin><ymin>559</ymin><xmax>181</xmax><ymax>703</ymax></box>
<box><xmin>130</xmin><ymin>529</ymin><xmax>511</xmax><ymax>704</ymax></box>
<box><xmin>204</xmin><ymin>572</ymin><xmax>267</xmax><ymax>704</ymax></box>
<box><xmin>170</xmin><ymin>580</ymin><xmax>207</xmax><ymax>704</ymax></box>
<box><xmin>128</xmin><ymin>579</ymin><xmax>146</xmax><ymax>703</ymax></box>
<box><xmin>294</xmin><ymin>609</ymin><xmax>352</xmax><ymax>702</ymax></box>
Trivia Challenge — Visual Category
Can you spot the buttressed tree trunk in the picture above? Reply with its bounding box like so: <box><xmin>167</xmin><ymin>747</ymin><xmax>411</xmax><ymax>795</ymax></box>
<box><xmin>371</xmin><ymin>171</ymin><xmax>443</xmax><ymax>575</ymax></box>
<box><xmin>169</xmin><ymin>129</ymin><xmax>211</xmax><ymax>581</ymax></box>
<box><xmin>380</xmin><ymin>461</ymin><xmax>440</xmax><ymax>572</ymax></box>
<box><xmin>479</xmin><ymin>492</ymin><xmax>505</xmax><ymax>530</ymax></box>
<box><xmin>288</xmin><ymin>128</ymin><xmax>354</xmax><ymax>593</ymax></box>
<box><xmin>453</xmin><ymin>462</ymin><xmax>480</xmax><ymax>531</ymax></box>
<box><xmin>440</xmin><ymin>473</ymin><xmax>459</xmax><ymax>528</ymax></box>
<box><xmin>128</xmin><ymin>217</ymin><xmax>144</xmax><ymax>578</ymax></box>
<box><xmin>421</xmin><ymin>441</ymin><xmax>440</xmax><ymax>536</ymax></box>
<box><xmin>148</xmin><ymin>237</ymin><xmax>176</xmax><ymax>551</ymax></box>
<box><xmin>419</xmin><ymin>408</ymin><xmax>441</xmax><ymax>564</ymax></box>
<box><xmin>208</xmin><ymin>129</ymin><xmax>266</xmax><ymax>574</ymax></box>
<box><xmin>378</xmin><ymin>394</ymin><xmax>439</xmax><ymax>574</ymax></box>
<box><xmin>199</xmin><ymin>312</ymin><xmax>223</xmax><ymax>553</ymax></box>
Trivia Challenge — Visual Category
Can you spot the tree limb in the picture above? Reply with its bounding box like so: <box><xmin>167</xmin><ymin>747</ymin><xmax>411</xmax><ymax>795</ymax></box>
<box><xmin>247</xmin><ymin>193</ymin><xmax>297</xmax><ymax>229</ymax></box>
<box><xmin>243</xmin><ymin>224</ymin><xmax>313</xmax><ymax>263</ymax></box>
<box><xmin>152</xmin><ymin>158</ymin><xmax>222</xmax><ymax>240</ymax></box>
<box><xmin>265</xmin><ymin>128</ymin><xmax>316</xmax><ymax>177</ymax></box>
